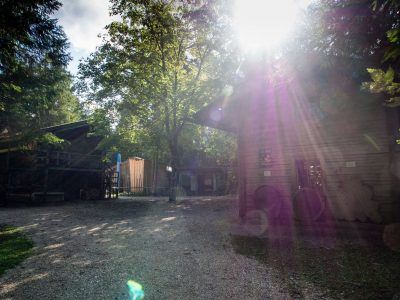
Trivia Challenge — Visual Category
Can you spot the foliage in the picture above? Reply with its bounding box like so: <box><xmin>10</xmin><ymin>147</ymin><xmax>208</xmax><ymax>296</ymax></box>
<box><xmin>383</xmin><ymin>28</ymin><xmax>400</xmax><ymax>62</ymax></box>
<box><xmin>0</xmin><ymin>225</ymin><xmax>33</xmax><ymax>276</ymax></box>
<box><xmin>362</xmin><ymin>67</ymin><xmax>400</xmax><ymax>107</ymax></box>
<box><xmin>300</xmin><ymin>0</ymin><xmax>400</xmax><ymax>105</ymax></box>
<box><xmin>303</xmin><ymin>0</ymin><xmax>398</xmax><ymax>63</ymax></box>
<box><xmin>86</xmin><ymin>106</ymin><xmax>170</xmax><ymax>163</ymax></box>
<box><xmin>0</xmin><ymin>0</ymin><xmax>69</xmax><ymax>69</ymax></box>
<box><xmin>0</xmin><ymin>0</ymin><xmax>81</xmax><ymax>138</ymax></box>
<box><xmin>37</xmin><ymin>132</ymin><xmax>69</xmax><ymax>149</ymax></box>
<box><xmin>362</xmin><ymin>0</ymin><xmax>400</xmax><ymax>104</ymax></box>
<box><xmin>198</xmin><ymin>127</ymin><xmax>236</xmax><ymax>166</ymax></box>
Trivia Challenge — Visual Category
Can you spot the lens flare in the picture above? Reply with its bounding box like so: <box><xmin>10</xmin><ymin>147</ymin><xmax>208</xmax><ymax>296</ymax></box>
<box><xmin>243</xmin><ymin>209</ymin><xmax>269</xmax><ymax>236</ymax></box>
<box><xmin>127</xmin><ymin>280</ymin><xmax>145</xmax><ymax>300</ymax></box>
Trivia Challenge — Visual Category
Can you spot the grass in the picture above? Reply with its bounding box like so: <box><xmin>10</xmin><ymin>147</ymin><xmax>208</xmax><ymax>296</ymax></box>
<box><xmin>231</xmin><ymin>235</ymin><xmax>400</xmax><ymax>299</ymax></box>
<box><xmin>0</xmin><ymin>225</ymin><xmax>33</xmax><ymax>276</ymax></box>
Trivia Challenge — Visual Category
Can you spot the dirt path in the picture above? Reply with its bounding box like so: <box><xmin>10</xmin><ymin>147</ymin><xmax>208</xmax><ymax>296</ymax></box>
<box><xmin>0</xmin><ymin>197</ymin><xmax>291</xmax><ymax>300</ymax></box>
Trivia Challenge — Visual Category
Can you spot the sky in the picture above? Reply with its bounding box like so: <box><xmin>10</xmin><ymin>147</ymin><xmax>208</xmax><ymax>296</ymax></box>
<box><xmin>54</xmin><ymin>0</ymin><xmax>314</xmax><ymax>75</ymax></box>
<box><xmin>54</xmin><ymin>0</ymin><xmax>114</xmax><ymax>75</ymax></box>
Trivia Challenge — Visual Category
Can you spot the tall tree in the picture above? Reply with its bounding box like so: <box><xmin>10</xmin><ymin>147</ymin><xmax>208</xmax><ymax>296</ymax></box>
<box><xmin>361</xmin><ymin>0</ymin><xmax>400</xmax><ymax>106</ymax></box>
<box><xmin>78</xmin><ymin>0</ymin><xmax>236</xmax><ymax>201</ymax></box>
<box><xmin>0</xmin><ymin>0</ymin><xmax>77</xmax><ymax>135</ymax></box>
<box><xmin>300</xmin><ymin>0</ymin><xmax>400</xmax><ymax>104</ymax></box>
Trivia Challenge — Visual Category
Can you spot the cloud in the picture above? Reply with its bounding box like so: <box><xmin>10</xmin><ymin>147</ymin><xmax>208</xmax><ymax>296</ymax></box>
<box><xmin>54</xmin><ymin>0</ymin><xmax>114</xmax><ymax>73</ymax></box>
<box><xmin>55</xmin><ymin>0</ymin><xmax>111</xmax><ymax>52</ymax></box>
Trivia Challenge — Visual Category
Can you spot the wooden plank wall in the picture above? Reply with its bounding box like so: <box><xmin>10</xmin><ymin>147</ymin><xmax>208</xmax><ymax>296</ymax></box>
<box><xmin>119</xmin><ymin>159</ymin><xmax>130</xmax><ymax>191</ymax></box>
<box><xmin>239</xmin><ymin>88</ymin><xmax>399</xmax><ymax>223</ymax></box>
<box><xmin>119</xmin><ymin>158</ymin><xmax>145</xmax><ymax>193</ymax></box>
<box><xmin>119</xmin><ymin>158</ymin><xmax>169</xmax><ymax>194</ymax></box>
<box><xmin>129</xmin><ymin>158</ymin><xmax>145</xmax><ymax>193</ymax></box>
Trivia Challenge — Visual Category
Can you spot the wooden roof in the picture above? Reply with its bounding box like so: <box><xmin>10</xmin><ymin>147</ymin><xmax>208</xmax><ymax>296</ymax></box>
<box><xmin>0</xmin><ymin>120</ymin><xmax>101</xmax><ymax>153</ymax></box>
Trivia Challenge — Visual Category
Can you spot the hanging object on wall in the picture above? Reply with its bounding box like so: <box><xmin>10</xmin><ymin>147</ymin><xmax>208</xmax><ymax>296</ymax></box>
<box><xmin>296</xmin><ymin>160</ymin><xmax>323</xmax><ymax>189</ymax></box>
<box><xmin>258</xmin><ymin>148</ymin><xmax>272</xmax><ymax>167</ymax></box>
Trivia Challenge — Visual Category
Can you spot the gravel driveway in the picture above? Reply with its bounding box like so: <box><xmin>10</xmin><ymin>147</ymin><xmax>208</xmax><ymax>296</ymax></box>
<box><xmin>0</xmin><ymin>196</ymin><xmax>293</xmax><ymax>300</ymax></box>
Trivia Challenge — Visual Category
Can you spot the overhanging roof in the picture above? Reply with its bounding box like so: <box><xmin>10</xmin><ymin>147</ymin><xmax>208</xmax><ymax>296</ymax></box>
<box><xmin>192</xmin><ymin>97</ymin><xmax>238</xmax><ymax>133</ymax></box>
<box><xmin>0</xmin><ymin>120</ymin><xmax>98</xmax><ymax>153</ymax></box>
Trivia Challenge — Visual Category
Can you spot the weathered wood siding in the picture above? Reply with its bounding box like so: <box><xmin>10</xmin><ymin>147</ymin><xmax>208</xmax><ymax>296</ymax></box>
<box><xmin>119</xmin><ymin>157</ymin><xmax>169</xmax><ymax>194</ymax></box>
<box><xmin>238</xmin><ymin>85</ymin><xmax>400</xmax><ymax>223</ymax></box>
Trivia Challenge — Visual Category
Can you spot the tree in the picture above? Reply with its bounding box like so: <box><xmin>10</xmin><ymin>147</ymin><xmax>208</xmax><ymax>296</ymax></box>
<box><xmin>361</xmin><ymin>0</ymin><xmax>400</xmax><ymax>106</ymax></box>
<box><xmin>0</xmin><ymin>0</ymin><xmax>77</xmax><ymax>136</ymax></box>
<box><xmin>362</xmin><ymin>67</ymin><xmax>400</xmax><ymax>107</ymax></box>
<box><xmin>300</xmin><ymin>0</ymin><xmax>400</xmax><ymax>104</ymax></box>
<box><xmin>78</xmin><ymin>0</ymin><xmax>236</xmax><ymax>201</ymax></box>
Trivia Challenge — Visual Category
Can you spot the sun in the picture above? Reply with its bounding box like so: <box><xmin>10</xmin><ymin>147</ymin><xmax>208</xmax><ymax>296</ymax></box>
<box><xmin>233</xmin><ymin>0</ymin><xmax>308</xmax><ymax>51</ymax></box>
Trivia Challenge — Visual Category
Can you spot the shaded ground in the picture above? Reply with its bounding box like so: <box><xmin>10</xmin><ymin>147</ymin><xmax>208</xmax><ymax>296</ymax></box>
<box><xmin>232</xmin><ymin>235</ymin><xmax>400</xmax><ymax>299</ymax></box>
<box><xmin>0</xmin><ymin>197</ymin><xmax>293</xmax><ymax>299</ymax></box>
<box><xmin>231</xmin><ymin>209</ymin><xmax>400</xmax><ymax>299</ymax></box>
<box><xmin>1</xmin><ymin>197</ymin><xmax>398</xmax><ymax>299</ymax></box>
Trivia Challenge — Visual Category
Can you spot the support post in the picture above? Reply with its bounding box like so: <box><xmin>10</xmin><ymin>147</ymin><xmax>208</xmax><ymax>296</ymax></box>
<box><xmin>238</xmin><ymin>131</ymin><xmax>247</xmax><ymax>219</ymax></box>
<box><xmin>42</xmin><ymin>150</ymin><xmax>49</xmax><ymax>203</ymax></box>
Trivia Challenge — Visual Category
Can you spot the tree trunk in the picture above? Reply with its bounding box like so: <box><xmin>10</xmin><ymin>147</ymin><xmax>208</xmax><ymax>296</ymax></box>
<box><xmin>168</xmin><ymin>168</ymin><xmax>177</xmax><ymax>202</ymax></box>
<box><xmin>168</xmin><ymin>137</ymin><xmax>179</xmax><ymax>202</ymax></box>
<box><xmin>151</xmin><ymin>151</ymin><xmax>158</xmax><ymax>195</ymax></box>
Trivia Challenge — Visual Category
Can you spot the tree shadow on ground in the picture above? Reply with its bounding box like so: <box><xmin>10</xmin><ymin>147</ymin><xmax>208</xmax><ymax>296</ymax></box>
<box><xmin>0</xmin><ymin>198</ymin><xmax>168</xmax><ymax>299</ymax></box>
<box><xmin>231</xmin><ymin>234</ymin><xmax>400</xmax><ymax>299</ymax></box>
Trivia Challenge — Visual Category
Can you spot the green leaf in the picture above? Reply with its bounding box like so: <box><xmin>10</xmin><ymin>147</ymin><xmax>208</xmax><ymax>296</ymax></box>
<box><xmin>387</xmin><ymin>29</ymin><xmax>400</xmax><ymax>43</ymax></box>
<box><xmin>367</xmin><ymin>68</ymin><xmax>385</xmax><ymax>82</ymax></box>
<box><xmin>383</xmin><ymin>46</ymin><xmax>400</xmax><ymax>62</ymax></box>
<box><xmin>371</xmin><ymin>0</ymin><xmax>378</xmax><ymax>10</ymax></box>
<box><xmin>385</xmin><ymin>67</ymin><xmax>395</xmax><ymax>82</ymax></box>
<box><xmin>37</xmin><ymin>132</ymin><xmax>68</xmax><ymax>148</ymax></box>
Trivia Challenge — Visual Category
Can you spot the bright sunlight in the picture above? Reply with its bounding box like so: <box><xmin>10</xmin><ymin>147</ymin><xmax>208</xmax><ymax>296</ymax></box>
<box><xmin>233</xmin><ymin>0</ymin><xmax>308</xmax><ymax>51</ymax></box>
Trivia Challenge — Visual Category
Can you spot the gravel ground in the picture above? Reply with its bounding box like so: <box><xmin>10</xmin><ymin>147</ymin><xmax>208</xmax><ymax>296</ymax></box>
<box><xmin>0</xmin><ymin>196</ymin><xmax>307</xmax><ymax>300</ymax></box>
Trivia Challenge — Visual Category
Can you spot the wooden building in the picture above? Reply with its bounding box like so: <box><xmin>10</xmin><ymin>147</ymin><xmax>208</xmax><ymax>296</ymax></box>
<box><xmin>0</xmin><ymin>121</ymin><xmax>106</xmax><ymax>202</ymax></box>
<box><xmin>194</xmin><ymin>64</ymin><xmax>400</xmax><ymax>224</ymax></box>
<box><xmin>119</xmin><ymin>157</ymin><xmax>169</xmax><ymax>195</ymax></box>
<box><xmin>119</xmin><ymin>157</ymin><xmax>227</xmax><ymax>196</ymax></box>
<box><xmin>178</xmin><ymin>167</ymin><xmax>227</xmax><ymax>196</ymax></box>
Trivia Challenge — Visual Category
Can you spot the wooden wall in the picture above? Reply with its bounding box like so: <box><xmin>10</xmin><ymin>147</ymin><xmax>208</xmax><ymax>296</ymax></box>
<box><xmin>119</xmin><ymin>157</ymin><xmax>168</xmax><ymax>194</ymax></box>
<box><xmin>238</xmin><ymin>83</ymin><xmax>400</xmax><ymax>223</ymax></box>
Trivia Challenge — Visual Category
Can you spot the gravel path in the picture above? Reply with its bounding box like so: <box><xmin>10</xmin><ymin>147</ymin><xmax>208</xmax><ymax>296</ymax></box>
<box><xmin>0</xmin><ymin>196</ymin><xmax>293</xmax><ymax>299</ymax></box>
